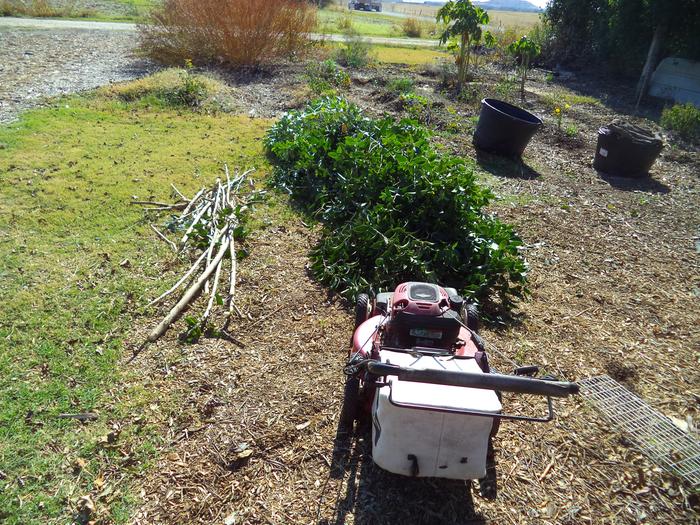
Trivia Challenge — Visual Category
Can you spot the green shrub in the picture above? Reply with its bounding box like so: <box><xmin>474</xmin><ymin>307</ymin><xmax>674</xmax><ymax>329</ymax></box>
<box><xmin>398</xmin><ymin>92</ymin><xmax>430</xmax><ymax>121</ymax></box>
<box><xmin>334</xmin><ymin>30</ymin><xmax>372</xmax><ymax>68</ymax></box>
<box><xmin>337</xmin><ymin>11</ymin><xmax>353</xmax><ymax>32</ymax></box>
<box><xmin>306</xmin><ymin>59</ymin><xmax>351</xmax><ymax>95</ymax></box>
<box><xmin>660</xmin><ymin>103</ymin><xmax>700</xmax><ymax>143</ymax></box>
<box><xmin>386</xmin><ymin>76</ymin><xmax>415</xmax><ymax>96</ymax></box>
<box><xmin>265</xmin><ymin>97</ymin><xmax>528</xmax><ymax>307</ymax></box>
<box><xmin>164</xmin><ymin>60</ymin><xmax>209</xmax><ymax>107</ymax></box>
<box><xmin>495</xmin><ymin>75</ymin><xmax>517</xmax><ymax>101</ymax></box>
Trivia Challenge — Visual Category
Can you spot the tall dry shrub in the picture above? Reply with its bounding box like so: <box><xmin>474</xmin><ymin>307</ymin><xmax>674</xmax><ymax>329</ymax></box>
<box><xmin>401</xmin><ymin>17</ymin><xmax>422</xmax><ymax>38</ymax></box>
<box><xmin>139</xmin><ymin>0</ymin><xmax>317</xmax><ymax>67</ymax></box>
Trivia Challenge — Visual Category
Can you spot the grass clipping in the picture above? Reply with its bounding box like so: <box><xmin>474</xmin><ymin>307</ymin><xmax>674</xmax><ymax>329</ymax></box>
<box><xmin>265</xmin><ymin>97</ymin><xmax>528</xmax><ymax>308</ymax></box>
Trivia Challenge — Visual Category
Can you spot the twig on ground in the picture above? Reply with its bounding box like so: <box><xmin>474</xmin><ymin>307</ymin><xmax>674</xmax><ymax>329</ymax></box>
<box><xmin>150</xmin><ymin>224</ymin><xmax>178</xmax><ymax>252</ymax></box>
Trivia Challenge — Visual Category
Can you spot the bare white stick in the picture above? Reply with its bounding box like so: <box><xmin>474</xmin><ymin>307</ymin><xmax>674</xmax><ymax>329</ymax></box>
<box><xmin>146</xmin><ymin>231</ymin><xmax>223</xmax><ymax>308</ymax></box>
<box><xmin>202</xmin><ymin>235</ymin><xmax>227</xmax><ymax>322</ymax></box>
<box><xmin>225</xmin><ymin>164</ymin><xmax>232</xmax><ymax>204</ymax></box>
<box><xmin>180</xmin><ymin>201</ymin><xmax>212</xmax><ymax>249</ymax></box>
<box><xmin>228</xmin><ymin>234</ymin><xmax>236</xmax><ymax>317</ymax></box>
<box><xmin>204</xmin><ymin>182</ymin><xmax>224</xmax><ymax>294</ymax></box>
<box><xmin>146</xmin><ymin>234</ymin><xmax>231</xmax><ymax>344</ymax></box>
<box><xmin>150</xmin><ymin>224</ymin><xmax>177</xmax><ymax>252</ymax></box>
<box><xmin>131</xmin><ymin>200</ymin><xmax>186</xmax><ymax>208</ymax></box>
<box><xmin>181</xmin><ymin>186</ymin><xmax>206</xmax><ymax>217</ymax></box>
<box><xmin>170</xmin><ymin>183</ymin><xmax>188</xmax><ymax>202</ymax></box>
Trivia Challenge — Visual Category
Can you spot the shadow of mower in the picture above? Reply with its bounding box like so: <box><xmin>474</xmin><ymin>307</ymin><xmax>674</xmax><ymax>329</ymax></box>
<box><xmin>322</xmin><ymin>429</ymin><xmax>486</xmax><ymax>525</ymax></box>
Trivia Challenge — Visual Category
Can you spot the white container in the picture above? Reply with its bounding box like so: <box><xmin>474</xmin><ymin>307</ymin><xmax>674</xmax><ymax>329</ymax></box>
<box><xmin>371</xmin><ymin>351</ymin><xmax>502</xmax><ymax>480</ymax></box>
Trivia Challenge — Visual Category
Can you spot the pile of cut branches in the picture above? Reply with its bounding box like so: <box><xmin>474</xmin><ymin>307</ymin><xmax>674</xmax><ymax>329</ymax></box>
<box><xmin>132</xmin><ymin>167</ymin><xmax>261</xmax><ymax>355</ymax></box>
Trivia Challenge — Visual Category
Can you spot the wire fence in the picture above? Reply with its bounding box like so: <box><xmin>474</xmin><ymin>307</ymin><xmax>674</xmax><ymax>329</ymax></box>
<box><xmin>579</xmin><ymin>375</ymin><xmax>700</xmax><ymax>487</ymax></box>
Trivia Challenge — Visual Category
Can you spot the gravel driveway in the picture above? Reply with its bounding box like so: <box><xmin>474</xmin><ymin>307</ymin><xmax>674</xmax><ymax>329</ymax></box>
<box><xmin>0</xmin><ymin>18</ymin><xmax>152</xmax><ymax>123</ymax></box>
<box><xmin>0</xmin><ymin>16</ymin><xmax>442</xmax><ymax>124</ymax></box>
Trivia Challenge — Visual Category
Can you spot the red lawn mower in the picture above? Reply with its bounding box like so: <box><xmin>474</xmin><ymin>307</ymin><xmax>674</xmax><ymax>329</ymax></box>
<box><xmin>338</xmin><ymin>282</ymin><xmax>579</xmax><ymax>498</ymax></box>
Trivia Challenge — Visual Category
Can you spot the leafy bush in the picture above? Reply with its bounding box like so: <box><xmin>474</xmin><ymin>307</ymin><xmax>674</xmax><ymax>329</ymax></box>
<box><xmin>508</xmin><ymin>35</ymin><xmax>540</xmax><ymax>100</ymax></box>
<box><xmin>334</xmin><ymin>30</ymin><xmax>373</xmax><ymax>68</ymax></box>
<box><xmin>265</xmin><ymin>97</ymin><xmax>528</xmax><ymax>307</ymax></box>
<box><xmin>138</xmin><ymin>0</ymin><xmax>317</xmax><ymax>66</ymax></box>
<box><xmin>397</xmin><ymin>93</ymin><xmax>434</xmax><ymax>125</ymax></box>
<box><xmin>386</xmin><ymin>76</ymin><xmax>415</xmax><ymax>96</ymax></box>
<box><xmin>543</xmin><ymin>0</ymin><xmax>700</xmax><ymax>73</ymax></box>
<box><xmin>436</xmin><ymin>0</ymin><xmax>489</xmax><ymax>91</ymax></box>
<box><xmin>401</xmin><ymin>17</ymin><xmax>423</xmax><ymax>38</ymax></box>
<box><xmin>306</xmin><ymin>59</ymin><xmax>351</xmax><ymax>95</ymax></box>
<box><xmin>495</xmin><ymin>75</ymin><xmax>517</xmax><ymax>101</ymax></box>
<box><xmin>660</xmin><ymin>103</ymin><xmax>700</xmax><ymax>143</ymax></box>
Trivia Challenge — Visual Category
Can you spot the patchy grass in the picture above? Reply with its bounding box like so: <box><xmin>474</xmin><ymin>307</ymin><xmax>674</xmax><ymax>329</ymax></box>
<box><xmin>372</xmin><ymin>44</ymin><xmax>449</xmax><ymax>65</ymax></box>
<box><xmin>0</xmin><ymin>87</ymin><xmax>271</xmax><ymax>524</ymax></box>
<box><xmin>539</xmin><ymin>89</ymin><xmax>602</xmax><ymax>109</ymax></box>
<box><xmin>99</xmin><ymin>67</ymin><xmax>237</xmax><ymax>111</ymax></box>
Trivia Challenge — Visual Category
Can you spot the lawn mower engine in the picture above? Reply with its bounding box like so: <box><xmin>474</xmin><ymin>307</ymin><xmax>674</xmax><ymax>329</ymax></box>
<box><xmin>339</xmin><ymin>282</ymin><xmax>578</xmax><ymax>498</ymax></box>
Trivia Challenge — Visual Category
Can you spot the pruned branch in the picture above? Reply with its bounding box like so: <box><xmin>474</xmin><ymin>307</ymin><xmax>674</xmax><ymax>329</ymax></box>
<box><xmin>130</xmin><ymin>169</ymin><xmax>262</xmax><ymax>359</ymax></box>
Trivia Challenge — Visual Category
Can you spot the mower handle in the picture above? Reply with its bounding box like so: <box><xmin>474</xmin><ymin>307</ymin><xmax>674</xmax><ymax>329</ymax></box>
<box><xmin>365</xmin><ymin>361</ymin><xmax>579</xmax><ymax>398</ymax></box>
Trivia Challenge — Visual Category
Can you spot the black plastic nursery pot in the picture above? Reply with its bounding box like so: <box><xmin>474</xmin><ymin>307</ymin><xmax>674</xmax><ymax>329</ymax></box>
<box><xmin>473</xmin><ymin>98</ymin><xmax>543</xmax><ymax>157</ymax></box>
<box><xmin>593</xmin><ymin>122</ymin><xmax>664</xmax><ymax>178</ymax></box>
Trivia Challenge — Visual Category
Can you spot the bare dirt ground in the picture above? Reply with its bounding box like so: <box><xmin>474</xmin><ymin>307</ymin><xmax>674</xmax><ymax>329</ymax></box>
<box><xmin>0</xmin><ymin>22</ymin><xmax>151</xmax><ymax>123</ymax></box>
<box><xmin>127</xmin><ymin>60</ymin><xmax>699</xmax><ymax>524</ymax></box>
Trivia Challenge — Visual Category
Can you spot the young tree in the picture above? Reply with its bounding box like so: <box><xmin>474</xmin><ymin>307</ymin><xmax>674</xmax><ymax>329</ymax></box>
<box><xmin>508</xmin><ymin>35</ymin><xmax>540</xmax><ymax>101</ymax></box>
<box><xmin>436</xmin><ymin>0</ymin><xmax>489</xmax><ymax>92</ymax></box>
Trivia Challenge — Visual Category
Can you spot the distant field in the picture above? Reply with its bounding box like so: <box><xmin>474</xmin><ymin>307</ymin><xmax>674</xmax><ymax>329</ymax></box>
<box><xmin>486</xmin><ymin>9</ymin><xmax>541</xmax><ymax>30</ymax></box>
<box><xmin>382</xmin><ymin>2</ymin><xmax>541</xmax><ymax>30</ymax></box>
<box><xmin>383</xmin><ymin>2</ymin><xmax>440</xmax><ymax>18</ymax></box>
<box><xmin>318</xmin><ymin>4</ymin><xmax>538</xmax><ymax>40</ymax></box>
<box><xmin>319</xmin><ymin>6</ymin><xmax>438</xmax><ymax>39</ymax></box>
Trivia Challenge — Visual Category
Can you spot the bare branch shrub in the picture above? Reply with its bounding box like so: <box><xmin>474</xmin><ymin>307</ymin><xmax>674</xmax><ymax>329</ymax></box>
<box><xmin>139</xmin><ymin>0</ymin><xmax>317</xmax><ymax>67</ymax></box>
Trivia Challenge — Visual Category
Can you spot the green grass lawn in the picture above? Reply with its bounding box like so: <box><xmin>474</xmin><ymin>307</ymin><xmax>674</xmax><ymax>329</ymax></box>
<box><xmin>371</xmin><ymin>44</ymin><xmax>450</xmax><ymax>65</ymax></box>
<box><xmin>318</xmin><ymin>7</ymin><xmax>438</xmax><ymax>39</ymax></box>
<box><xmin>0</xmin><ymin>74</ymin><xmax>271</xmax><ymax>524</ymax></box>
<box><xmin>0</xmin><ymin>0</ymin><xmax>157</xmax><ymax>22</ymax></box>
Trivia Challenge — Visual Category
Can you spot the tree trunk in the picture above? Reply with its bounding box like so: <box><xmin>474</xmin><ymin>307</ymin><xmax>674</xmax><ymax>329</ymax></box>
<box><xmin>464</xmin><ymin>35</ymin><xmax>472</xmax><ymax>82</ymax></box>
<box><xmin>457</xmin><ymin>32</ymin><xmax>467</xmax><ymax>92</ymax></box>
<box><xmin>635</xmin><ymin>22</ymin><xmax>667</xmax><ymax>109</ymax></box>
<box><xmin>520</xmin><ymin>56</ymin><xmax>529</xmax><ymax>100</ymax></box>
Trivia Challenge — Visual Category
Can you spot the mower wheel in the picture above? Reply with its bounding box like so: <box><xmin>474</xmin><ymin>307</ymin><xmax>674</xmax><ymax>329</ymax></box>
<box><xmin>354</xmin><ymin>293</ymin><xmax>371</xmax><ymax>329</ymax></box>
<box><xmin>463</xmin><ymin>303</ymin><xmax>480</xmax><ymax>332</ymax></box>
<box><xmin>338</xmin><ymin>375</ymin><xmax>360</xmax><ymax>436</ymax></box>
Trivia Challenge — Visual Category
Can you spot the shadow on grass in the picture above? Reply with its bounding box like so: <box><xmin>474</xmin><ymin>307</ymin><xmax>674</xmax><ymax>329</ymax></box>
<box><xmin>475</xmin><ymin>149</ymin><xmax>541</xmax><ymax>180</ymax></box>
<box><xmin>323</xmin><ymin>429</ymin><xmax>486</xmax><ymax>525</ymax></box>
<box><xmin>545</xmin><ymin>71</ymin><xmax>665</xmax><ymax>122</ymax></box>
